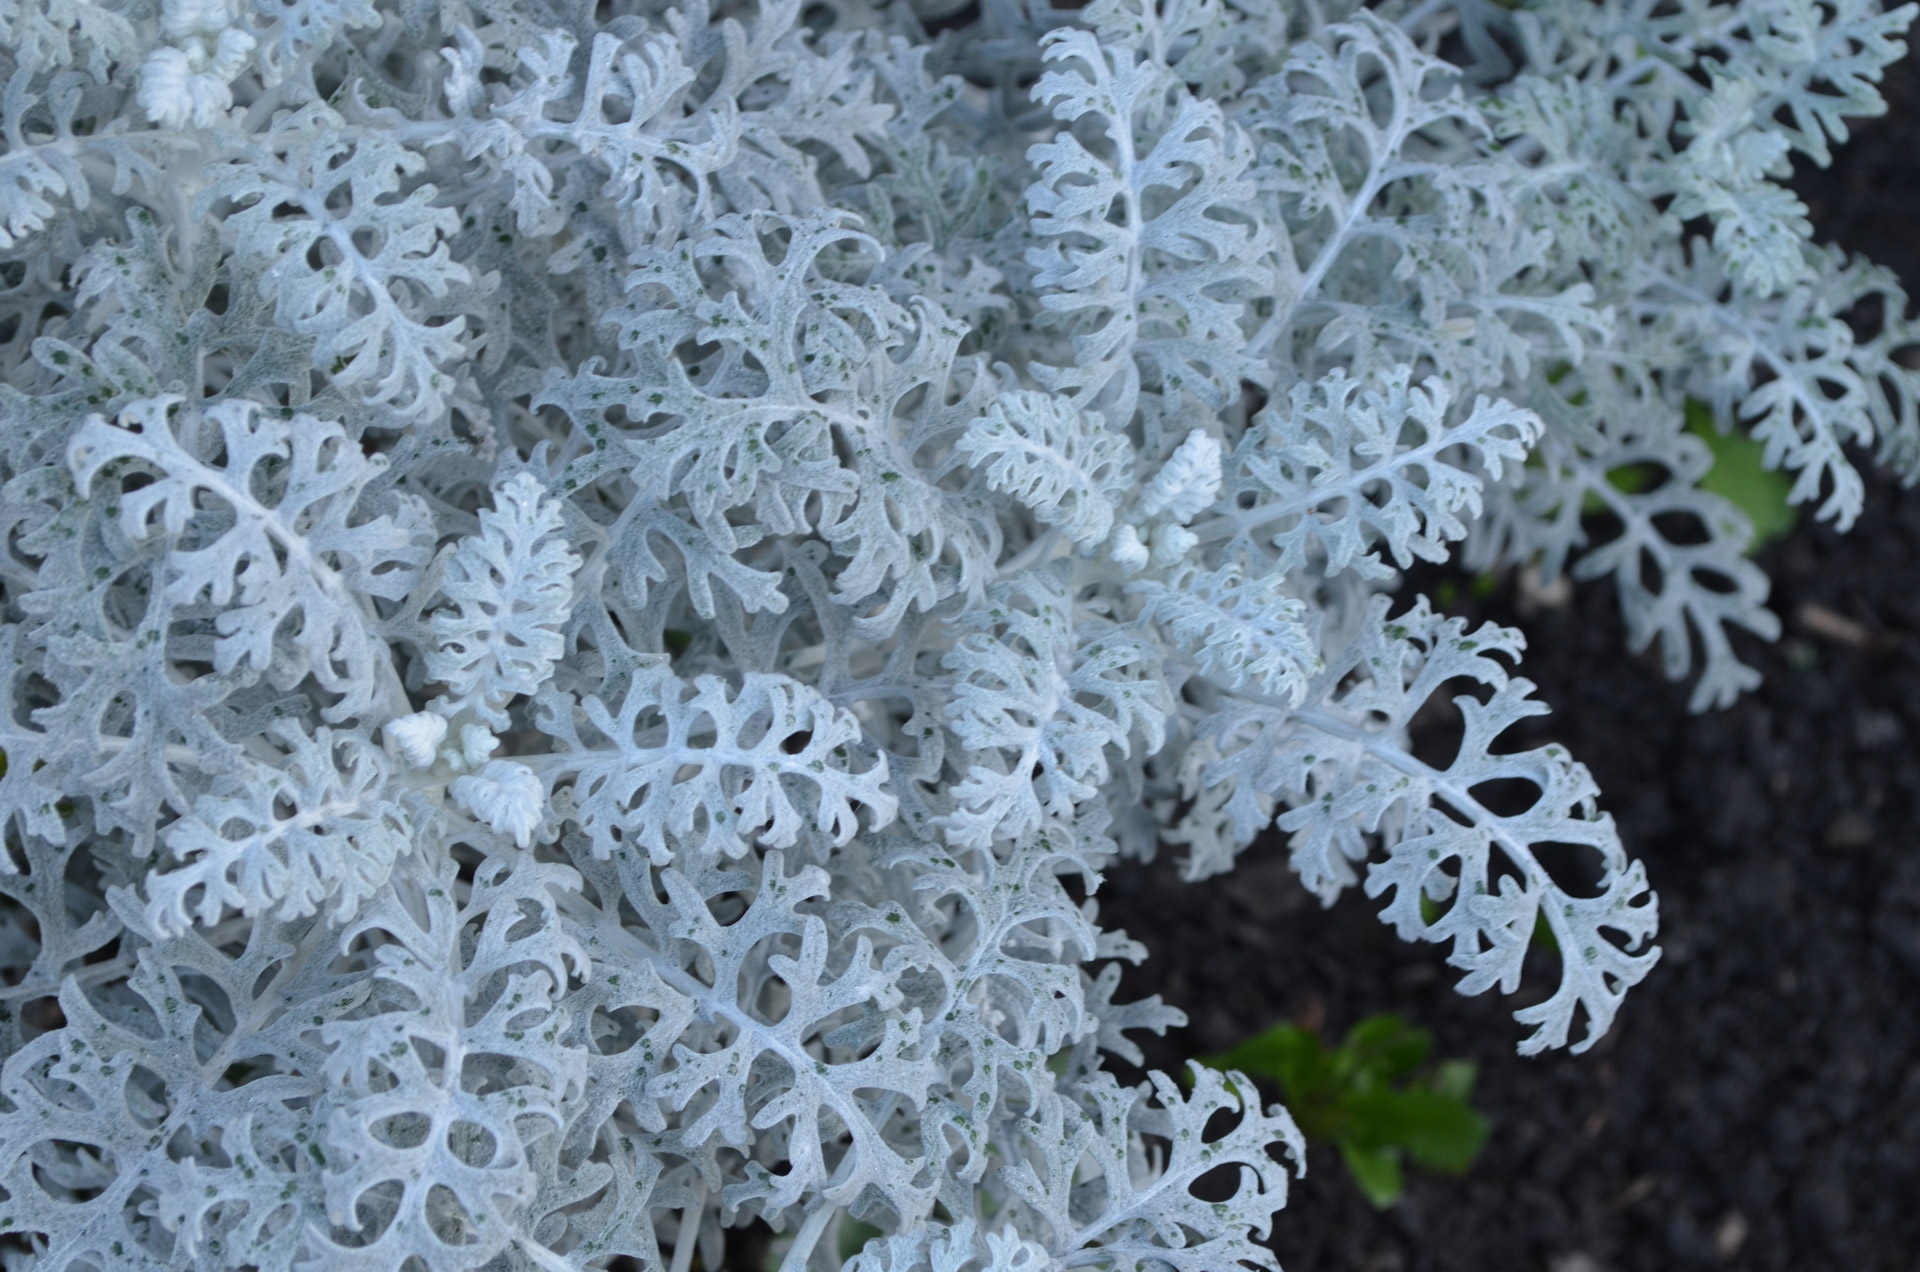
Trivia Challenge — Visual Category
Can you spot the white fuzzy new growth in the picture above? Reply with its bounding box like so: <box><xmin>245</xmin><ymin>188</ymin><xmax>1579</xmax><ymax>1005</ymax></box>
<box><xmin>1136</xmin><ymin>430</ymin><xmax>1224</xmax><ymax>524</ymax></box>
<box><xmin>2</xmin><ymin>0</ymin><xmax>1914</xmax><ymax>1269</ymax></box>
<box><xmin>384</xmin><ymin>711</ymin><xmax>447</xmax><ymax>769</ymax></box>
<box><xmin>138</xmin><ymin>0</ymin><xmax>256</xmax><ymax>128</ymax></box>
<box><xmin>452</xmin><ymin>759</ymin><xmax>546</xmax><ymax>847</ymax></box>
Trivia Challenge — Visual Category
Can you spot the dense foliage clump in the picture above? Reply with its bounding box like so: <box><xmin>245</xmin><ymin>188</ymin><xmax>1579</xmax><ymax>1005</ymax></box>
<box><xmin>0</xmin><ymin>0</ymin><xmax>1911</xmax><ymax>1267</ymax></box>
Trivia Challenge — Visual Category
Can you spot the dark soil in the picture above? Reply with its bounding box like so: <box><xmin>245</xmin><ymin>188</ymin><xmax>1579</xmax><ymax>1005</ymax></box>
<box><xmin>1096</xmin><ymin>50</ymin><xmax>1920</xmax><ymax>1272</ymax></box>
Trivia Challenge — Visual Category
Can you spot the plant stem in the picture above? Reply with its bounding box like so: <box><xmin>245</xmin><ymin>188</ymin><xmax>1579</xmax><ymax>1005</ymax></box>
<box><xmin>779</xmin><ymin>1206</ymin><xmax>838</xmax><ymax>1272</ymax></box>
<box><xmin>669</xmin><ymin>1183</ymin><xmax>707</xmax><ymax>1272</ymax></box>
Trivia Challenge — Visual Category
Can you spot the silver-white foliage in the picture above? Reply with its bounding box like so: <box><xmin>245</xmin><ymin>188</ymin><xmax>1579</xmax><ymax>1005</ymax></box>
<box><xmin>1133</xmin><ymin>558</ymin><xmax>1321</xmax><ymax>701</ymax></box>
<box><xmin>958</xmin><ymin>391</ymin><xmax>1136</xmax><ymax>548</ymax></box>
<box><xmin>944</xmin><ymin>568</ymin><xmax>1174</xmax><ymax>849</ymax></box>
<box><xmin>537</xmin><ymin>657</ymin><xmax>897</xmax><ymax>864</ymax></box>
<box><xmin>427</xmin><ymin>470</ymin><xmax>582</xmax><ymax>728</ymax></box>
<box><xmin>1024</xmin><ymin>25</ymin><xmax>1273</xmax><ymax>449</ymax></box>
<box><xmin>144</xmin><ymin>720</ymin><xmax>417</xmax><ymax>934</ymax></box>
<box><xmin>1208</xmin><ymin>364</ymin><xmax>1541</xmax><ymax>579</ymax></box>
<box><xmin>0</xmin><ymin>0</ymin><xmax>1911</xmax><ymax>1268</ymax></box>
<box><xmin>1195</xmin><ymin>596</ymin><xmax>1658</xmax><ymax>1053</ymax></box>
<box><xmin>67</xmin><ymin>395</ymin><xmax>432</xmax><ymax>722</ymax></box>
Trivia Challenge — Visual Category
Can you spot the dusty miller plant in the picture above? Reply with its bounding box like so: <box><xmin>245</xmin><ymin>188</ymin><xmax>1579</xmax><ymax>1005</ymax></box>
<box><xmin>0</xmin><ymin>0</ymin><xmax>1912</xmax><ymax>1266</ymax></box>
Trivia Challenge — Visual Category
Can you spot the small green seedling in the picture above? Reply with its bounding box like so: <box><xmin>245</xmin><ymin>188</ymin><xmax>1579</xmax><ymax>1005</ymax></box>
<box><xmin>1204</xmin><ymin>1014</ymin><xmax>1490</xmax><ymax>1209</ymax></box>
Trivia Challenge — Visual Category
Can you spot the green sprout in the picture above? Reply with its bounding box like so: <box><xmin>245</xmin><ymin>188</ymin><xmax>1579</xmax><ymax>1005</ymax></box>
<box><xmin>1203</xmin><ymin>1014</ymin><xmax>1490</xmax><ymax>1209</ymax></box>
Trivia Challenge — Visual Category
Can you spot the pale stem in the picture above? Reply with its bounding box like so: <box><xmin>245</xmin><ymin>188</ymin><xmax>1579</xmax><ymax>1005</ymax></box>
<box><xmin>997</xmin><ymin>528</ymin><xmax>1062</xmax><ymax>579</ymax></box>
<box><xmin>779</xmin><ymin>1205</ymin><xmax>839</xmax><ymax>1272</ymax></box>
<box><xmin>0</xmin><ymin>956</ymin><xmax>135</xmax><ymax>1000</ymax></box>
<box><xmin>669</xmin><ymin>1182</ymin><xmax>708</xmax><ymax>1272</ymax></box>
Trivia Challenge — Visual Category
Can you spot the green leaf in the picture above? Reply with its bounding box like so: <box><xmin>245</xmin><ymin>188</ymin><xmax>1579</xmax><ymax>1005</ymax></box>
<box><xmin>1684</xmin><ymin>398</ymin><xmax>1797</xmax><ymax>550</ymax></box>
<box><xmin>1204</xmin><ymin>1023</ymin><xmax>1342</xmax><ymax>1141</ymax></box>
<box><xmin>1205</xmin><ymin>1013</ymin><xmax>1489</xmax><ymax>1206</ymax></box>
<box><xmin>1338</xmin><ymin>1139</ymin><xmax>1405</xmax><ymax>1209</ymax></box>
<box><xmin>1602</xmin><ymin>461</ymin><xmax>1661</xmax><ymax>495</ymax></box>
<box><xmin>1342</xmin><ymin>1013</ymin><xmax>1430</xmax><ymax>1083</ymax></box>
<box><xmin>1206</xmin><ymin>1023</ymin><xmax>1329</xmax><ymax>1093</ymax></box>
<box><xmin>1383</xmin><ymin>1090</ymin><xmax>1489</xmax><ymax>1174</ymax></box>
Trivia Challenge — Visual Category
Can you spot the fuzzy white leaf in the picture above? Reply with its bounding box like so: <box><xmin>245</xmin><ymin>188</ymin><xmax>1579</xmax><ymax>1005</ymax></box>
<box><xmin>145</xmin><ymin>721</ymin><xmax>414</xmax><ymax>934</ymax></box>
<box><xmin>1206</xmin><ymin>366</ymin><xmax>1539</xmax><ymax>578</ymax></box>
<box><xmin>1200</xmin><ymin>596</ymin><xmax>1661</xmax><ymax>1054</ymax></box>
<box><xmin>539</xmin><ymin>658</ymin><xmax>896</xmax><ymax>864</ymax></box>
<box><xmin>428</xmin><ymin>471</ymin><xmax>582</xmax><ymax>729</ymax></box>
<box><xmin>942</xmin><ymin>570</ymin><xmax>1173</xmax><ymax>849</ymax></box>
<box><xmin>68</xmin><ymin>396</ymin><xmax>432</xmax><ymax>720</ymax></box>
<box><xmin>958</xmin><ymin>390</ymin><xmax>1135</xmax><ymax>547</ymax></box>
<box><xmin>1133</xmin><ymin>559</ymin><xmax>1319</xmax><ymax>701</ymax></box>
<box><xmin>1026</xmin><ymin>29</ymin><xmax>1273</xmax><ymax>437</ymax></box>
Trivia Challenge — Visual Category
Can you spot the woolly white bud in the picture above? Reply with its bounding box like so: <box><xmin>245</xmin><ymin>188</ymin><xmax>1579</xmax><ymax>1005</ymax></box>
<box><xmin>137</xmin><ymin>47</ymin><xmax>235</xmax><ymax>129</ymax></box>
<box><xmin>1149</xmin><ymin>523</ymin><xmax>1198</xmax><ymax>568</ymax></box>
<box><xmin>140</xmin><ymin>48</ymin><xmax>197</xmax><ymax>127</ymax></box>
<box><xmin>161</xmin><ymin>0</ymin><xmax>240</xmax><ymax>39</ymax></box>
<box><xmin>452</xmin><ymin>760</ymin><xmax>546</xmax><ymax>847</ymax></box>
<box><xmin>384</xmin><ymin>711</ymin><xmax>448</xmax><ymax>769</ymax></box>
<box><xmin>208</xmin><ymin>27</ymin><xmax>257</xmax><ymax>80</ymax></box>
<box><xmin>460</xmin><ymin>724</ymin><xmax>499</xmax><ymax>769</ymax></box>
<box><xmin>1109</xmin><ymin>523</ymin><xmax>1149</xmax><ymax>571</ymax></box>
<box><xmin>1137</xmin><ymin>429</ymin><xmax>1223</xmax><ymax>525</ymax></box>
